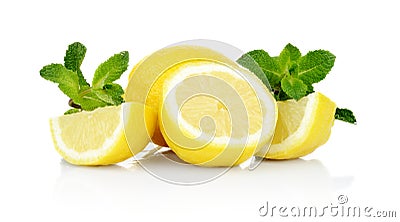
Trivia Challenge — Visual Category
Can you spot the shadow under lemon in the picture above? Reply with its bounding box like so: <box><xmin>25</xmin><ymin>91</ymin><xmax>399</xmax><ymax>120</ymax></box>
<box><xmin>53</xmin><ymin>151</ymin><xmax>353</xmax><ymax>206</ymax></box>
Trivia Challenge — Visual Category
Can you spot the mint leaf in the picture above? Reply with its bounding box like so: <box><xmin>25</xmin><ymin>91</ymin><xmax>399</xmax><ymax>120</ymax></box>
<box><xmin>335</xmin><ymin>108</ymin><xmax>357</xmax><ymax>124</ymax></box>
<box><xmin>306</xmin><ymin>84</ymin><xmax>315</xmax><ymax>95</ymax></box>
<box><xmin>238</xmin><ymin>50</ymin><xmax>282</xmax><ymax>87</ymax></box>
<box><xmin>277</xmin><ymin>43</ymin><xmax>301</xmax><ymax>73</ymax></box>
<box><xmin>283</xmin><ymin>43</ymin><xmax>301</xmax><ymax>61</ymax></box>
<box><xmin>237</xmin><ymin>53</ymin><xmax>271</xmax><ymax>89</ymax></box>
<box><xmin>92</xmin><ymin>51</ymin><xmax>129</xmax><ymax>89</ymax></box>
<box><xmin>77</xmin><ymin>93</ymin><xmax>108</xmax><ymax>111</ymax></box>
<box><xmin>281</xmin><ymin>76</ymin><xmax>308</xmax><ymax>100</ymax></box>
<box><xmin>64</xmin><ymin>108</ymin><xmax>80</xmax><ymax>115</ymax></box>
<box><xmin>40</xmin><ymin>64</ymin><xmax>80</xmax><ymax>99</ymax></box>
<box><xmin>103</xmin><ymin>83</ymin><xmax>124</xmax><ymax>103</ymax></box>
<box><xmin>92</xmin><ymin>84</ymin><xmax>124</xmax><ymax>105</ymax></box>
<box><xmin>297</xmin><ymin>50</ymin><xmax>335</xmax><ymax>85</ymax></box>
<box><xmin>64</xmin><ymin>42</ymin><xmax>89</xmax><ymax>89</ymax></box>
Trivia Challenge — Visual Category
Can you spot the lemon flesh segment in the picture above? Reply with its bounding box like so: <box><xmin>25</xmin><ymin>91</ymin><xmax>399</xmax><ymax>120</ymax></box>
<box><xmin>265</xmin><ymin>92</ymin><xmax>336</xmax><ymax>159</ymax></box>
<box><xmin>160</xmin><ymin>60</ymin><xmax>277</xmax><ymax>167</ymax></box>
<box><xmin>124</xmin><ymin>45</ymin><xmax>235</xmax><ymax>146</ymax></box>
<box><xmin>50</xmin><ymin>102</ymin><xmax>157</xmax><ymax>165</ymax></box>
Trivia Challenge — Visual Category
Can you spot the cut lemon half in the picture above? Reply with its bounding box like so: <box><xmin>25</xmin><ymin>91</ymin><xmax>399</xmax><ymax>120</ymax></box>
<box><xmin>265</xmin><ymin>92</ymin><xmax>336</xmax><ymax>159</ymax></box>
<box><xmin>49</xmin><ymin>102</ymin><xmax>157</xmax><ymax>165</ymax></box>
<box><xmin>159</xmin><ymin>60</ymin><xmax>277</xmax><ymax>167</ymax></box>
<box><xmin>125</xmin><ymin>45</ymin><xmax>234</xmax><ymax>146</ymax></box>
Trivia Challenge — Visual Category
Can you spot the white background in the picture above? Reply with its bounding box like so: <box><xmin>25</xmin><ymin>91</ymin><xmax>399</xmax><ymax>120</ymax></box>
<box><xmin>1</xmin><ymin>0</ymin><xmax>399</xmax><ymax>221</ymax></box>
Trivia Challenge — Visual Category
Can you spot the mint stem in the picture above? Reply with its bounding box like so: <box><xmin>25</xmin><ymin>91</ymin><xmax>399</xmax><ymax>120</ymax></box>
<box><xmin>68</xmin><ymin>99</ymin><xmax>82</xmax><ymax>109</ymax></box>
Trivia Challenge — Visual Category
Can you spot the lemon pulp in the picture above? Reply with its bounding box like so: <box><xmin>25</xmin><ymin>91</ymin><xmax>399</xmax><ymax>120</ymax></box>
<box><xmin>159</xmin><ymin>60</ymin><xmax>277</xmax><ymax>166</ymax></box>
<box><xmin>50</xmin><ymin>102</ymin><xmax>156</xmax><ymax>165</ymax></box>
<box><xmin>265</xmin><ymin>92</ymin><xmax>336</xmax><ymax>159</ymax></box>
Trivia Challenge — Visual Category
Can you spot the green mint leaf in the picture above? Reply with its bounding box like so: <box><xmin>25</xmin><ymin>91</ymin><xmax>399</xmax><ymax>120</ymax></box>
<box><xmin>76</xmin><ymin>92</ymin><xmax>109</xmax><ymax>111</ymax></box>
<box><xmin>237</xmin><ymin>53</ymin><xmax>271</xmax><ymax>89</ymax></box>
<box><xmin>277</xmin><ymin>43</ymin><xmax>301</xmax><ymax>73</ymax></box>
<box><xmin>281</xmin><ymin>76</ymin><xmax>308</xmax><ymax>100</ymax></box>
<box><xmin>103</xmin><ymin>83</ymin><xmax>125</xmax><ymax>102</ymax></box>
<box><xmin>297</xmin><ymin>50</ymin><xmax>335</xmax><ymax>85</ymax></box>
<box><xmin>92</xmin><ymin>84</ymin><xmax>124</xmax><ymax>106</ymax></box>
<box><xmin>237</xmin><ymin>50</ymin><xmax>282</xmax><ymax>87</ymax></box>
<box><xmin>305</xmin><ymin>84</ymin><xmax>314</xmax><ymax>95</ymax></box>
<box><xmin>64</xmin><ymin>42</ymin><xmax>89</xmax><ymax>89</ymax></box>
<box><xmin>335</xmin><ymin>108</ymin><xmax>357</xmax><ymax>124</ymax></box>
<box><xmin>92</xmin><ymin>51</ymin><xmax>129</xmax><ymax>89</ymax></box>
<box><xmin>64</xmin><ymin>108</ymin><xmax>80</xmax><ymax>115</ymax></box>
<box><xmin>283</xmin><ymin>43</ymin><xmax>301</xmax><ymax>61</ymax></box>
<box><xmin>40</xmin><ymin>64</ymin><xmax>80</xmax><ymax>99</ymax></box>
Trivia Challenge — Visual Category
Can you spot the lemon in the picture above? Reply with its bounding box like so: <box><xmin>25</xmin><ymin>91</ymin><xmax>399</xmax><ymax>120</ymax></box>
<box><xmin>49</xmin><ymin>102</ymin><xmax>157</xmax><ymax>165</ymax></box>
<box><xmin>124</xmin><ymin>45</ymin><xmax>234</xmax><ymax>146</ymax></box>
<box><xmin>265</xmin><ymin>92</ymin><xmax>336</xmax><ymax>159</ymax></box>
<box><xmin>159</xmin><ymin>60</ymin><xmax>277</xmax><ymax>167</ymax></box>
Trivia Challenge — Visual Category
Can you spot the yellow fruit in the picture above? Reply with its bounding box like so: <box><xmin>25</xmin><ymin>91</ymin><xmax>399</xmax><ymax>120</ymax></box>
<box><xmin>128</xmin><ymin>56</ymin><xmax>146</xmax><ymax>80</ymax></box>
<box><xmin>49</xmin><ymin>102</ymin><xmax>156</xmax><ymax>165</ymax></box>
<box><xmin>159</xmin><ymin>60</ymin><xmax>277</xmax><ymax>167</ymax></box>
<box><xmin>124</xmin><ymin>45</ymin><xmax>234</xmax><ymax>146</ymax></box>
<box><xmin>265</xmin><ymin>92</ymin><xmax>336</xmax><ymax>159</ymax></box>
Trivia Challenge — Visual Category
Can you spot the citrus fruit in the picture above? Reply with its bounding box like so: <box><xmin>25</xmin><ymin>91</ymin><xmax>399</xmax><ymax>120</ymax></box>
<box><xmin>265</xmin><ymin>92</ymin><xmax>336</xmax><ymax>159</ymax></box>
<box><xmin>49</xmin><ymin>102</ymin><xmax>157</xmax><ymax>165</ymax></box>
<box><xmin>124</xmin><ymin>45</ymin><xmax>234</xmax><ymax>146</ymax></box>
<box><xmin>159</xmin><ymin>60</ymin><xmax>277</xmax><ymax>167</ymax></box>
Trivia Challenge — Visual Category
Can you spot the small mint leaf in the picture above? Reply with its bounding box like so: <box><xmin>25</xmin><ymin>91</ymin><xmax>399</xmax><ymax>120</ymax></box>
<box><xmin>40</xmin><ymin>64</ymin><xmax>80</xmax><ymax>100</ymax></box>
<box><xmin>75</xmin><ymin>91</ymin><xmax>109</xmax><ymax>111</ymax></box>
<box><xmin>277</xmin><ymin>43</ymin><xmax>301</xmax><ymax>73</ymax></box>
<box><xmin>283</xmin><ymin>43</ymin><xmax>301</xmax><ymax>61</ymax></box>
<box><xmin>92</xmin><ymin>84</ymin><xmax>124</xmax><ymax>106</ymax></box>
<box><xmin>297</xmin><ymin>50</ymin><xmax>335</xmax><ymax>85</ymax></box>
<box><xmin>237</xmin><ymin>53</ymin><xmax>271</xmax><ymax>89</ymax></box>
<box><xmin>335</xmin><ymin>108</ymin><xmax>357</xmax><ymax>124</ymax></box>
<box><xmin>64</xmin><ymin>108</ymin><xmax>80</xmax><ymax>115</ymax></box>
<box><xmin>281</xmin><ymin>76</ymin><xmax>308</xmax><ymax>100</ymax></box>
<box><xmin>92</xmin><ymin>51</ymin><xmax>129</xmax><ymax>89</ymax></box>
<box><xmin>64</xmin><ymin>42</ymin><xmax>89</xmax><ymax>89</ymax></box>
<box><xmin>238</xmin><ymin>50</ymin><xmax>282</xmax><ymax>87</ymax></box>
<box><xmin>103</xmin><ymin>83</ymin><xmax>124</xmax><ymax>95</ymax></box>
<box><xmin>92</xmin><ymin>90</ymin><xmax>115</xmax><ymax>105</ymax></box>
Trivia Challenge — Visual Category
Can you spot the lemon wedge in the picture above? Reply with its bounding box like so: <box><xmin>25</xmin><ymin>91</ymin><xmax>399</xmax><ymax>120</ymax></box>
<box><xmin>49</xmin><ymin>102</ymin><xmax>156</xmax><ymax>165</ymax></box>
<box><xmin>265</xmin><ymin>92</ymin><xmax>336</xmax><ymax>159</ymax></box>
<box><xmin>159</xmin><ymin>60</ymin><xmax>277</xmax><ymax>167</ymax></box>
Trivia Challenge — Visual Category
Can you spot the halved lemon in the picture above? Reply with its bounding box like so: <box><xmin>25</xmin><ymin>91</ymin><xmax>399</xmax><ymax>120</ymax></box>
<box><xmin>124</xmin><ymin>45</ymin><xmax>234</xmax><ymax>146</ymax></box>
<box><xmin>265</xmin><ymin>92</ymin><xmax>336</xmax><ymax>159</ymax></box>
<box><xmin>159</xmin><ymin>60</ymin><xmax>277</xmax><ymax>167</ymax></box>
<box><xmin>49</xmin><ymin>102</ymin><xmax>157</xmax><ymax>165</ymax></box>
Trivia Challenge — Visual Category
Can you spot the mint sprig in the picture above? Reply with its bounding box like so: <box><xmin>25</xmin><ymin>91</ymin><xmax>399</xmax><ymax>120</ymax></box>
<box><xmin>237</xmin><ymin>43</ymin><xmax>335</xmax><ymax>101</ymax></box>
<box><xmin>40</xmin><ymin>42</ymin><xmax>128</xmax><ymax>114</ymax></box>
<box><xmin>237</xmin><ymin>43</ymin><xmax>356</xmax><ymax>124</ymax></box>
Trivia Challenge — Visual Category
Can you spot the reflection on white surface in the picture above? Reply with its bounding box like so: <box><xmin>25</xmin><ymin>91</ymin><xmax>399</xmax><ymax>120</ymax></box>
<box><xmin>133</xmin><ymin>149</ymin><xmax>234</xmax><ymax>185</ymax></box>
<box><xmin>54</xmin><ymin>152</ymin><xmax>353</xmax><ymax>207</ymax></box>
